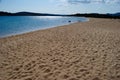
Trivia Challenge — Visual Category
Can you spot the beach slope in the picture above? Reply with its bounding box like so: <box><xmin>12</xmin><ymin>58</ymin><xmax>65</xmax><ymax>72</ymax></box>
<box><xmin>0</xmin><ymin>18</ymin><xmax>120</xmax><ymax>80</ymax></box>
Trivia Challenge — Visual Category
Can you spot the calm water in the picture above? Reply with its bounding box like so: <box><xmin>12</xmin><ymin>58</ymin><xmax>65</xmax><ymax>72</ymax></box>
<box><xmin>0</xmin><ymin>16</ymin><xmax>88</xmax><ymax>38</ymax></box>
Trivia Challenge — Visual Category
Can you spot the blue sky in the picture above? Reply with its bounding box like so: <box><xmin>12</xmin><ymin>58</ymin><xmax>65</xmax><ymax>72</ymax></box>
<box><xmin>0</xmin><ymin>0</ymin><xmax>120</xmax><ymax>14</ymax></box>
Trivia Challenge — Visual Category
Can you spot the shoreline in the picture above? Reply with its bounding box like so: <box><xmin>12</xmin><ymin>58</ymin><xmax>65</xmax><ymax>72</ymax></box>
<box><xmin>0</xmin><ymin>22</ymin><xmax>81</xmax><ymax>39</ymax></box>
<box><xmin>0</xmin><ymin>16</ymin><xmax>88</xmax><ymax>39</ymax></box>
<box><xmin>0</xmin><ymin>18</ymin><xmax>120</xmax><ymax>80</ymax></box>
<box><xmin>0</xmin><ymin>17</ymin><xmax>89</xmax><ymax>39</ymax></box>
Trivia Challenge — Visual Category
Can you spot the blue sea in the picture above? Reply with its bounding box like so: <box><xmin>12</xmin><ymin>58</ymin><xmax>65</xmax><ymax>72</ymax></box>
<box><xmin>0</xmin><ymin>16</ymin><xmax>88</xmax><ymax>38</ymax></box>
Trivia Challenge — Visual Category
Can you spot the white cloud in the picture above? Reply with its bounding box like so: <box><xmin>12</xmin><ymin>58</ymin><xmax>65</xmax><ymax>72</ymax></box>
<box><xmin>54</xmin><ymin>0</ymin><xmax>120</xmax><ymax>4</ymax></box>
<box><xmin>105</xmin><ymin>0</ymin><xmax>120</xmax><ymax>3</ymax></box>
<box><xmin>50</xmin><ymin>0</ymin><xmax>67</xmax><ymax>3</ymax></box>
<box><xmin>59</xmin><ymin>0</ymin><xmax>68</xmax><ymax>2</ymax></box>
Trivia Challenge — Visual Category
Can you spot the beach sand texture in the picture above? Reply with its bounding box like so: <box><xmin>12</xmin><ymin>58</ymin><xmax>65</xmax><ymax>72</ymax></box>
<box><xmin>0</xmin><ymin>18</ymin><xmax>120</xmax><ymax>80</ymax></box>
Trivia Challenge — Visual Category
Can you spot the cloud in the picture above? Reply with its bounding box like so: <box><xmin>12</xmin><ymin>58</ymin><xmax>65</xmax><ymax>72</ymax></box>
<box><xmin>59</xmin><ymin>0</ymin><xmax>68</xmax><ymax>2</ymax></box>
<box><xmin>50</xmin><ymin>0</ymin><xmax>67</xmax><ymax>3</ymax></box>
<box><xmin>56</xmin><ymin>0</ymin><xmax>120</xmax><ymax>4</ymax></box>
<box><xmin>68</xmin><ymin>0</ymin><xmax>120</xmax><ymax>4</ymax></box>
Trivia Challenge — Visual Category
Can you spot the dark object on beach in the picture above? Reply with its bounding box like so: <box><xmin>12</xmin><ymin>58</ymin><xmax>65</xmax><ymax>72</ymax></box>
<box><xmin>78</xmin><ymin>20</ymin><xmax>81</xmax><ymax>22</ymax></box>
<box><xmin>68</xmin><ymin>20</ymin><xmax>71</xmax><ymax>23</ymax></box>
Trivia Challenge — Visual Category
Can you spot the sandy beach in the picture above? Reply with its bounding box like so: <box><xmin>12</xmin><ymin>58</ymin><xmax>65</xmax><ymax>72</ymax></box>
<box><xmin>0</xmin><ymin>18</ymin><xmax>120</xmax><ymax>80</ymax></box>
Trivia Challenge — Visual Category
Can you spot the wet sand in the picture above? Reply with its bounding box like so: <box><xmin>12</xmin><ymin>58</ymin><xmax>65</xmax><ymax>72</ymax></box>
<box><xmin>0</xmin><ymin>18</ymin><xmax>120</xmax><ymax>80</ymax></box>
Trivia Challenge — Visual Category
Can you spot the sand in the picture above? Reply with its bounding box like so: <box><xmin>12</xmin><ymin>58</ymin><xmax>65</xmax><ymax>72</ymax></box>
<box><xmin>0</xmin><ymin>18</ymin><xmax>120</xmax><ymax>80</ymax></box>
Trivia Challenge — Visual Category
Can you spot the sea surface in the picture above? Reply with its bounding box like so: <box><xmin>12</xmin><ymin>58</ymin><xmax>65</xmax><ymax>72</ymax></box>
<box><xmin>0</xmin><ymin>16</ymin><xmax>88</xmax><ymax>38</ymax></box>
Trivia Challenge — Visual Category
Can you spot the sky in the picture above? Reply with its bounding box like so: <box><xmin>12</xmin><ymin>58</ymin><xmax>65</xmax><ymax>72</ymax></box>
<box><xmin>0</xmin><ymin>0</ymin><xmax>120</xmax><ymax>14</ymax></box>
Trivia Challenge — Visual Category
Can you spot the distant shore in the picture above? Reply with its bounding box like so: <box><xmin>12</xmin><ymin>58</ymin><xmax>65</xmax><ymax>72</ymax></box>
<box><xmin>0</xmin><ymin>18</ymin><xmax>120</xmax><ymax>80</ymax></box>
<box><xmin>0</xmin><ymin>11</ymin><xmax>120</xmax><ymax>19</ymax></box>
